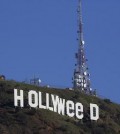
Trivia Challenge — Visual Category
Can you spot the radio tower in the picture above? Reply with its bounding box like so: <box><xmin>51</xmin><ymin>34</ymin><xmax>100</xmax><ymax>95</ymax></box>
<box><xmin>73</xmin><ymin>0</ymin><xmax>91</xmax><ymax>93</ymax></box>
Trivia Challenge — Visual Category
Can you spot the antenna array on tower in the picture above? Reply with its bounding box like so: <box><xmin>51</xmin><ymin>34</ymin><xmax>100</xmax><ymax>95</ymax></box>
<box><xmin>72</xmin><ymin>0</ymin><xmax>92</xmax><ymax>93</ymax></box>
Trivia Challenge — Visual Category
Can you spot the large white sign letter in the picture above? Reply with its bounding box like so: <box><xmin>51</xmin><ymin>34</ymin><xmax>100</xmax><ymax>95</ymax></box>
<box><xmin>14</xmin><ymin>89</ymin><xmax>24</xmax><ymax>107</ymax></box>
<box><xmin>90</xmin><ymin>103</ymin><xmax>99</xmax><ymax>121</ymax></box>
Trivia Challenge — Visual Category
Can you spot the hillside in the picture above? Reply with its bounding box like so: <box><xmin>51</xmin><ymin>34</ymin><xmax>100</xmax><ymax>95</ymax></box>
<box><xmin>0</xmin><ymin>80</ymin><xmax>120</xmax><ymax>134</ymax></box>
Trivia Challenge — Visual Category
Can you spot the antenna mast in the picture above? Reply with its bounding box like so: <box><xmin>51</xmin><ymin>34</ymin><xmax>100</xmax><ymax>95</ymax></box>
<box><xmin>73</xmin><ymin>0</ymin><xmax>91</xmax><ymax>93</ymax></box>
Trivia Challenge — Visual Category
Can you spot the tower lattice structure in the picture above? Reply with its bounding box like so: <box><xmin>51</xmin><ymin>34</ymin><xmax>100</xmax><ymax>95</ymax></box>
<box><xmin>73</xmin><ymin>0</ymin><xmax>91</xmax><ymax>93</ymax></box>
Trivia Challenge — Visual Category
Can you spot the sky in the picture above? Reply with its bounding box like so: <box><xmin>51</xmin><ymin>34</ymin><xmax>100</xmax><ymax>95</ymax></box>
<box><xmin>0</xmin><ymin>0</ymin><xmax>120</xmax><ymax>103</ymax></box>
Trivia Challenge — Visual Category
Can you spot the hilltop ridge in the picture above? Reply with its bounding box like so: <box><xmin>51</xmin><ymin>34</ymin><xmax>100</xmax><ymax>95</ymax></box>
<box><xmin>0</xmin><ymin>80</ymin><xmax>120</xmax><ymax>134</ymax></box>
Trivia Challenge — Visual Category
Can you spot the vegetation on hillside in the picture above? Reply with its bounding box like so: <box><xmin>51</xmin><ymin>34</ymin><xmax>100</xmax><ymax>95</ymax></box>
<box><xmin>0</xmin><ymin>80</ymin><xmax>120</xmax><ymax>134</ymax></box>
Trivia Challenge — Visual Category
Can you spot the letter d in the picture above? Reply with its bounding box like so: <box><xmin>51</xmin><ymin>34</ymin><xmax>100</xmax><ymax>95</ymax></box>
<box><xmin>90</xmin><ymin>103</ymin><xmax>99</xmax><ymax>121</ymax></box>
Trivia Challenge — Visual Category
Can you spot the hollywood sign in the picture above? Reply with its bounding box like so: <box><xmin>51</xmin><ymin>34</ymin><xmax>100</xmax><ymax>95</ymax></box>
<box><xmin>14</xmin><ymin>89</ymin><xmax>99</xmax><ymax>121</ymax></box>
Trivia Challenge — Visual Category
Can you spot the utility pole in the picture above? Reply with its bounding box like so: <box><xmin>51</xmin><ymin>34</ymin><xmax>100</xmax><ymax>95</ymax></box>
<box><xmin>73</xmin><ymin>0</ymin><xmax>91</xmax><ymax>93</ymax></box>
